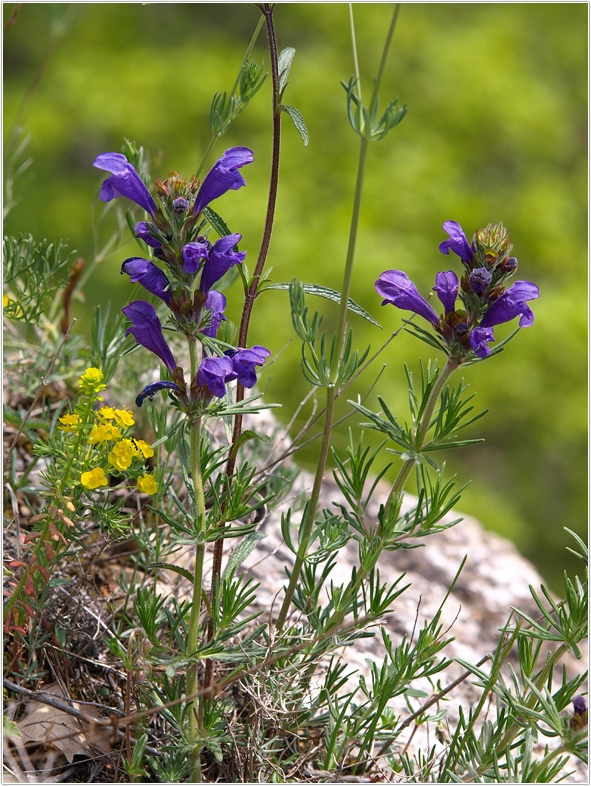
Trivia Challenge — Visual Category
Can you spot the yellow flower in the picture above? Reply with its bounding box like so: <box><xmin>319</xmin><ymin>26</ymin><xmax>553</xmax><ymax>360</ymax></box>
<box><xmin>58</xmin><ymin>414</ymin><xmax>80</xmax><ymax>432</ymax></box>
<box><xmin>113</xmin><ymin>409</ymin><xmax>135</xmax><ymax>427</ymax></box>
<box><xmin>98</xmin><ymin>406</ymin><xmax>116</xmax><ymax>420</ymax></box>
<box><xmin>3</xmin><ymin>293</ymin><xmax>23</xmax><ymax>319</ymax></box>
<box><xmin>81</xmin><ymin>467</ymin><xmax>108</xmax><ymax>490</ymax></box>
<box><xmin>88</xmin><ymin>423</ymin><xmax>122</xmax><ymax>443</ymax></box>
<box><xmin>133</xmin><ymin>439</ymin><xmax>154</xmax><ymax>458</ymax></box>
<box><xmin>78</xmin><ymin>368</ymin><xmax>107</xmax><ymax>396</ymax></box>
<box><xmin>137</xmin><ymin>473</ymin><xmax>158</xmax><ymax>495</ymax></box>
<box><xmin>108</xmin><ymin>438</ymin><xmax>139</xmax><ymax>471</ymax></box>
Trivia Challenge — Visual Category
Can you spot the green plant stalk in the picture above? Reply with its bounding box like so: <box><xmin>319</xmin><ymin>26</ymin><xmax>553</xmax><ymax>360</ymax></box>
<box><xmin>195</xmin><ymin>15</ymin><xmax>265</xmax><ymax>179</ymax></box>
<box><xmin>185</xmin><ymin>337</ymin><xmax>207</xmax><ymax>781</ymax></box>
<box><xmin>385</xmin><ymin>357</ymin><xmax>458</xmax><ymax>510</ymax></box>
<box><xmin>276</xmin><ymin>4</ymin><xmax>401</xmax><ymax>630</ymax></box>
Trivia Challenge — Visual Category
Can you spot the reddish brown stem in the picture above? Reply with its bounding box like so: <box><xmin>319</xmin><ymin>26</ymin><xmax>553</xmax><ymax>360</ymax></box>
<box><xmin>205</xmin><ymin>2</ymin><xmax>282</xmax><ymax>691</ymax></box>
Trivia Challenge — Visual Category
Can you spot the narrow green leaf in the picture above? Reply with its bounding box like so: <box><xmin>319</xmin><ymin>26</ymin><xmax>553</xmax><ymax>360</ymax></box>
<box><xmin>281</xmin><ymin>103</ymin><xmax>309</xmax><ymax>146</ymax></box>
<box><xmin>203</xmin><ymin>206</ymin><xmax>232</xmax><ymax>238</ymax></box>
<box><xmin>223</xmin><ymin>532</ymin><xmax>266</xmax><ymax>579</ymax></box>
<box><xmin>266</xmin><ymin>282</ymin><xmax>381</xmax><ymax>327</ymax></box>
<box><xmin>148</xmin><ymin>562</ymin><xmax>194</xmax><ymax>584</ymax></box>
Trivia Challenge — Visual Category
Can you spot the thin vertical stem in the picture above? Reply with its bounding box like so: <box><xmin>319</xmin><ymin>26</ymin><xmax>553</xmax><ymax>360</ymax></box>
<box><xmin>275</xmin><ymin>5</ymin><xmax>401</xmax><ymax>629</ymax></box>
<box><xmin>206</xmin><ymin>4</ymin><xmax>282</xmax><ymax>675</ymax></box>
<box><xmin>185</xmin><ymin>337</ymin><xmax>207</xmax><ymax>782</ymax></box>
<box><xmin>276</xmin><ymin>130</ymin><xmax>368</xmax><ymax>631</ymax></box>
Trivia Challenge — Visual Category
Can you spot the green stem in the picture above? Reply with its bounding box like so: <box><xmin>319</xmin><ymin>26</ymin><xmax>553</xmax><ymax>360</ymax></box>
<box><xmin>386</xmin><ymin>357</ymin><xmax>458</xmax><ymax>510</ymax></box>
<box><xmin>368</xmin><ymin>4</ymin><xmax>401</xmax><ymax>119</ymax></box>
<box><xmin>348</xmin><ymin>4</ymin><xmax>362</xmax><ymax>102</ymax></box>
<box><xmin>275</xmin><ymin>386</ymin><xmax>337</xmax><ymax>630</ymax></box>
<box><xmin>194</xmin><ymin>15</ymin><xmax>265</xmax><ymax>179</ymax></box>
<box><xmin>185</xmin><ymin>338</ymin><xmax>207</xmax><ymax>781</ymax></box>
<box><xmin>275</xmin><ymin>5</ymin><xmax>401</xmax><ymax>629</ymax></box>
<box><xmin>276</xmin><ymin>133</ymin><xmax>368</xmax><ymax>630</ymax></box>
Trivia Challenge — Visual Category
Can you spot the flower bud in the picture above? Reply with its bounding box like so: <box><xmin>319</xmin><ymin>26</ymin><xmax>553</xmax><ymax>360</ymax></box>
<box><xmin>172</xmin><ymin>197</ymin><xmax>190</xmax><ymax>213</ymax></box>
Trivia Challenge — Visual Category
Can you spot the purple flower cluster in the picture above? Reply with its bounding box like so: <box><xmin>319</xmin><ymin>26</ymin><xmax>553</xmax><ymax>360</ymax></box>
<box><xmin>94</xmin><ymin>147</ymin><xmax>270</xmax><ymax>407</ymax></box>
<box><xmin>376</xmin><ymin>220</ymin><xmax>539</xmax><ymax>361</ymax></box>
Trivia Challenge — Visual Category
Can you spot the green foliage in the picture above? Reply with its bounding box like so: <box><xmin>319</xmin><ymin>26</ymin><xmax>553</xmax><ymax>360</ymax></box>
<box><xmin>3</xmin><ymin>234</ymin><xmax>72</xmax><ymax>324</ymax></box>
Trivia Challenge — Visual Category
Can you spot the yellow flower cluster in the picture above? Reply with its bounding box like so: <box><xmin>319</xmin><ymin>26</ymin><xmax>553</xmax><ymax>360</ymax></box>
<box><xmin>88</xmin><ymin>423</ymin><xmax>122</xmax><ymax>443</ymax></box>
<box><xmin>71</xmin><ymin>368</ymin><xmax>158</xmax><ymax>496</ymax></box>
<box><xmin>78</xmin><ymin>367</ymin><xmax>107</xmax><ymax>396</ymax></box>
<box><xmin>58</xmin><ymin>413</ymin><xmax>80</xmax><ymax>432</ymax></box>
<box><xmin>81</xmin><ymin>467</ymin><xmax>108</xmax><ymax>490</ymax></box>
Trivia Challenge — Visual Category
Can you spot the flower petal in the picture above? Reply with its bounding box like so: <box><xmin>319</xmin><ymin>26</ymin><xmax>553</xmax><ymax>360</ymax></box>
<box><xmin>134</xmin><ymin>221</ymin><xmax>162</xmax><ymax>249</ymax></box>
<box><xmin>196</xmin><ymin>355</ymin><xmax>236</xmax><ymax>398</ymax></box>
<box><xmin>479</xmin><ymin>281</ymin><xmax>540</xmax><ymax>328</ymax></box>
<box><xmin>433</xmin><ymin>271</ymin><xmax>459</xmax><ymax>314</ymax></box>
<box><xmin>375</xmin><ymin>270</ymin><xmax>439</xmax><ymax>326</ymax></box>
<box><xmin>93</xmin><ymin>152</ymin><xmax>158</xmax><ymax>216</ymax></box>
<box><xmin>229</xmin><ymin>345</ymin><xmax>271</xmax><ymax>388</ymax></box>
<box><xmin>182</xmin><ymin>240</ymin><xmax>210</xmax><ymax>275</ymax></box>
<box><xmin>121</xmin><ymin>258</ymin><xmax>172</xmax><ymax>304</ymax></box>
<box><xmin>439</xmin><ymin>220</ymin><xmax>473</xmax><ymax>264</ymax></box>
<box><xmin>469</xmin><ymin>326</ymin><xmax>495</xmax><ymax>359</ymax></box>
<box><xmin>135</xmin><ymin>380</ymin><xmax>181</xmax><ymax>407</ymax></box>
<box><xmin>200</xmin><ymin>291</ymin><xmax>227</xmax><ymax>338</ymax></box>
<box><xmin>199</xmin><ymin>234</ymin><xmax>245</xmax><ymax>294</ymax></box>
<box><xmin>193</xmin><ymin>147</ymin><xmax>254</xmax><ymax>216</ymax></box>
<box><xmin>122</xmin><ymin>300</ymin><xmax>177</xmax><ymax>373</ymax></box>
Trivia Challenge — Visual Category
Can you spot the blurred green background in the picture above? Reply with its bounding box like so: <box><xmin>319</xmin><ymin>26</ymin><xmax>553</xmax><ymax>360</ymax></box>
<box><xmin>4</xmin><ymin>4</ymin><xmax>587</xmax><ymax>590</ymax></box>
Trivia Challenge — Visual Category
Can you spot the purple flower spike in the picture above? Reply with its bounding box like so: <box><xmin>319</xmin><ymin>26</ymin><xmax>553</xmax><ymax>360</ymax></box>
<box><xmin>136</xmin><ymin>380</ymin><xmax>181</xmax><ymax>407</ymax></box>
<box><xmin>134</xmin><ymin>221</ymin><xmax>162</xmax><ymax>250</ymax></box>
<box><xmin>196</xmin><ymin>355</ymin><xmax>236</xmax><ymax>398</ymax></box>
<box><xmin>480</xmin><ymin>281</ymin><xmax>540</xmax><ymax>329</ymax></box>
<box><xmin>122</xmin><ymin>301</ymin><xmax>177</xmax><ymax>374</ymax></box>
<box><xmin>201</xmin><ymin>291</ymin><xmax>227</xmax><ymax>338</ymax></box>
<box><xmin>469</xmin><ymin>327</ymin><xmax>495</xmax><ymax>359</ymax></box>
<box><xmin>375</xmin><ymin>270</ymin><xmax>439</xmax><ymax>326</ymax></box>
<box><xmin>182</xmin><ymin>240</ymin><xmax>210</xmax><ymax>275</ymax></box>
<box><xmin>93</xmin><ymin>153</ymin><xmax>158</xmax><ymax>217</ymax></box>
<box><xmin>199</xmin><ymin>234</ymin><xmax>245</xmax><ymax>294</ymax></box>
<box><xmin>469</xmin><ymin>267</ymin><xmax>493</xmax><ymax>297</ymax></box>
<box><xmin>433</xmin><ymin>271</ymin><xmax>459</xmax><ymax>314</ymax></box>
<box><xmin>193</xmin><ymin>147</ymin><xmax>254</xmax><ymax>216</ymax></box>
<box><xmin>230</xmin><ymin>345</ymin><xmax>271</xmax><ymax>388</ymax></box>
<box><xmin>439</xmin><ymin>220</ymin><xmax>473</xmax><ymax>265</ymax></box>
<box><xmin>121</xmin><ymin>258</ymin><xmax>172</xmax><ymax>304</ymax></box>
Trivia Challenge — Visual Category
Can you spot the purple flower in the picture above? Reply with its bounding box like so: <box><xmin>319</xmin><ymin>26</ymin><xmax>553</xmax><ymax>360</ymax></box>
<box><xmin>433</xmin><ymin>271</ymin><xmax>459</xmax><ymax>314</ymax></box>
<box><xmin>193</xmin><ymin>147</ymin><xmax>254</xmax><ymax>216</ymax></box>
<box><xmin>196</xmin><ymin>355</ymin><xmax>236</xmax><ymax>398</ymax></box>
<box><xmin>439</xmin><ymin>220</ymin><xmax>473</xmax><ymax>265</ymax></box>
<box><xmin>469</xmin><ymin>267</ymin><xmax>493</xmax><ymax>297</ymax></box>
<box><xmin>573</xmin><ymin>696</ymin><xmax>587</xmax><ymax>716</ymax></box>
<box><xmin>93</xmin><ymin>153</ymin><xmax>158</xmax><ymax>217</ymax></box>
<box><xmin>201</xmin><ymin>291</ymin><xmax>227</xmax><ymax>338</ymax></box>
<box><xmin>134</xmin><ymin>221</ymin><xmax>162</xmax><ymax>250</ymax></box>
<box><xmin>199</xmin><ymin>234</ymin><xmax>246</xmax><ymax>294</ymax></box>
<box><xmin>182</xmin><ymin>240</ymin><xmax>210</xmax><ymax>275</ymax></box>
<box><xmin>479</xmin><ymin>281</ymin><xmax>540</xmax><ymax>329</ymax></box>
<box><xmin>136</xmin><ymin>380</ymin><xmax>180</xmax><ymax>408</ymax></box>
<box><xmin>469</xmin><ymin>327</ymin><xmax>496</xmax><ymax>359</ymax></box>
<box><xmin>229</xmin><ymin>345</ymin><xmax>271</xmax><ymax>388</ymax></box>
<box><xmin>121</xmin><ymin>258</ymin><xmax>172</xmax><ymax>304</ymax></box>
<box><xmin>122</xmin><ymin>301</ymin><xmax>177</xmax><ymax>374</ymax></box>
<box><xmin>375</xmin><ymin>270</ymin><xmax>439</xmax><ymax>326</ymax></box>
